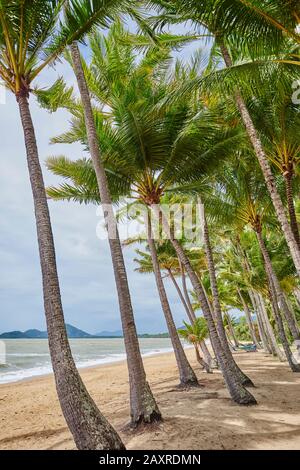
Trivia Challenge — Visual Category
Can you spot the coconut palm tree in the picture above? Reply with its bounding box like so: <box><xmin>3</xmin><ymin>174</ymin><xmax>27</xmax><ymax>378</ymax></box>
<box><xmin>68</xmin><ymin>38</ymin><xmax>161</xmax><ymax>425</ymax></box>
<box><xmin>214</xmin><ymin>160</ymin><xmax>300</xmax><ymax>370</ymax></box>
<box><xmin>146</xmin><ymin>0</ymin><xmax>300</xmax><ymax>278</ymax></box>
<box><xmin>0</xmin><ymin>0</ymin><xmax>133</xmax><ymax>449</ymax></box>
<box><xmin>178</xmin><ymin>317</ymin><xmax>212</xmax><ymax>373</ymax></box>
<box><xmin>247</xmin><ymin>91</ymin><xmax>300</xmax><ymax>250</ymax></box>
<box><xmin>132</xmin><ymin>211</ymin><xmax>199</xmax><ymax>387</ymax></box>
<box><xmin>43</xmin><ymin>32</ymin><xmax>256</xmax><ymax>404</ymax></box>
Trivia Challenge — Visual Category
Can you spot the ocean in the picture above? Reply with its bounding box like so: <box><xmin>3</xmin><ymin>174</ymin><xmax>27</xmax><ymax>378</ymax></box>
<box><xmin>0</xmin><ymin>338</ymin><xmax>175</xmax><ymax>384</ymax></box>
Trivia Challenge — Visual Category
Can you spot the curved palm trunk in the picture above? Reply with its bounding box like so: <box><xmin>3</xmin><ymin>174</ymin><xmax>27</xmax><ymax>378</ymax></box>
<box><xmin>249</xmin><ymin>289</ymin><xmax>272</xmax><ymax>353</ymax></box>
<box><xmin>199</xmin><ymin>339</ymin><xmax>214</xmax><ymax>369</ymax></box>
<box><xmin>201</xmin><ymin>204</ymin><xmax>254</xmax><ymax>387</ymax></box>
<box><xmin>256</xmin><ymin>292</ymin><xmax>285</xmax><ymax>359</ymax></box>
<box><xmin>152</xmin><ymin>205</ymin><xmax>256</xmax><ymax>405</ymax></box>
<box><xmin>17</xmin><ymin>92</ymin><xmax>124</xmax><ymax>450</ymax></box>
<box><xmin>284</xmin><ymin>173</ymin><xmax>300</xmax><ymax>250</ymax></box>
<box><xmin>146</xmin><ymin>214</ymin><xmax>199</xmax><ymax>387</ymax></box>
<box><xmin>238</xmin><ymin>242</ymin><xmax>280</xmax><ymax>356</ymax></box>
<box><xmin>220</xmin><ymin>44</ymin><xmax>300</xmax><ymax>278</ymax></box>
<box><xmin>268</xmin><ymin>284</ymin><xmax>299</xmax><ymax>372</ymax></box>
<box><xmin>253</xmin><ymin>227</ymin><xmax>300</xmax><ymax>340</ymax></box>
<box><xmin>168</xmin><ymin>269</ymin><xmax>212</xmax><ymax>372</ymax></box>
<box><xmin>169</xmin><ymin>269</ymin><xmax>195</xmax><ymax>324</ymax></box>
<box><xmin>194</xmin><ymin>343</ymin><xmax>211</xmax><ymax>373</ymax></box>
<box><xmin>70</xmin><ymin>44</ymin><xmax>161</xmax><ymax>425</ymax></box>
<box><xmin>226</xmin><ymin>314</ymin><xmax>239</xmax><ymax>348</ymax></box>
<box><xmin>256</xmin><ymin>231</ymin><xmax>300</xmax><ymax>371</ymax></box>
<box><xmin>180</xmin><ymin>264</ymin><xmax>197</xmax><ymax>321</ymax></box>
<box><xmin>238</xmin><ymin>289</ymin><xmax>260</xmax><ymax>347</ymax></box>
<box><xmin>262</xmin><ymin>255</ymin><xmax>300</xmax><ymax>342</ymax></box>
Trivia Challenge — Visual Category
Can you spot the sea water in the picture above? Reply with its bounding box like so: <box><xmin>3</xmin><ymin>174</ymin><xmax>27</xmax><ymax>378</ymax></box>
<box><xmin>0</xmin><ymin>338</ymin><xmax>174</xmax><ymax>384</ymax></box>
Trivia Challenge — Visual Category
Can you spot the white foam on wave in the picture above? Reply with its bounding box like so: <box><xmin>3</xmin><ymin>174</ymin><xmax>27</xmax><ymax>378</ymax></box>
<box><xmin>0</xmin><ymin>345</ymin><xmax>183</xmax><ymax>384</ymax></box>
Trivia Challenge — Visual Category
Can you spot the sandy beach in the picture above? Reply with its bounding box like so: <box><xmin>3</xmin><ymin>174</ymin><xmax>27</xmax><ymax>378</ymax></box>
<box><xmin>0</xmin><ymin>348</ymin><xmax>300</xmax><ymax>450</ymax></box>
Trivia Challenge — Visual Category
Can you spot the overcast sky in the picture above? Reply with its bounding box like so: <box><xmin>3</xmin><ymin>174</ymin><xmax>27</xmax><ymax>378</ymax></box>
<box><xmin>0</xmin><ymin>20</ymin><xmax>205</xmax><ymax>335</ymax></box>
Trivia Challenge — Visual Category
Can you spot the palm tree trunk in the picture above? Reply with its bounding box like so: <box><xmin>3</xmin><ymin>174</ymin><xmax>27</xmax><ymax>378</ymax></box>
<box><xmin>145</xmin><ymin>214</ymin><xmax>199</xmax><ymax>387</ymax></box>
<box><xmin>238</xmin><ymin>289</ymin><xmax>260</xmax><ymax>347</ymax></box>
<box><xmin>169</xmin><ymin>269</ymin><xmax>195</xmax><ymax>324</ymax></box>
<box><xmin>256</xmin><ymin>230</ymin><xmax>300</xmax><ymax>371</ymax></box>
<box><xmin>152</xmin><ymin>205</ymin><xmax>257</xmax><ymax>405</ymax></box>
<box><xmin>17</xmin><ymin>91</ymin><xmax>124</xmax><ymax>450</ymax></box>
<box><xmin>254</xmin><ymin>228</ymin><xmax>300</xmax><ymax>341</ymax></box>
<box><xmin>294</xmin><ymin>287</ymin><xmax>300</xmax><ymax>307</ymax></box>
<box><xmin>201</xmin><ymin>281</ymin><xmax>215</xmax><ymax>319</ymax></box>
<box><xmin>70</xmin><ymin>43</ymin><xmax>161</xmax><ymax>425</ymax></box>
<box><xmin>168</xmin><ymin>269</ymin><xmax>213</xmax><ymax>372</ymax></box>
<box><xmin>284</xmin><ymin>172</ymin><xmax>300</xmax><ymax>250</ymax></box>
<box><xmin>194</xmin><ymin>343</ymin><xmax>211</xmax><ymax>373</ymax></box>
<box><xmin>201</xmin><ymin>202</ymin><xmax>254</xmax><ymax>387</ymax></box>
<box><xmin>249</xmin><ymin>289</ymin><xmax>272</xmax><ymax>353</ymax></box>
<box><xmin>226</xmin><ymin>313</ymin><xmax>239</xmax><ymax>348</ymax></box>
<box><xmin>238</xmin><ymin>243</ymin><xmax>278</xmax><ymax>355</ymax></box>
<box><xmin>180</xmin><ymin>263</ymin><xmax>197</xmax><ymax>321</ymax></box>
<box><xmin>199</xmin><ymin>339</ymin><xmax>214</xmax><ymax>369</ymax></box>
<box><xmin>256</xmin><ymin>292</ymin><xmax>285</xmax><ymax>359</ymax></box>
<box><xmin>220</xmin><ymin>44</ymin><xmax>300</xmax><ymax>278</ymax></box>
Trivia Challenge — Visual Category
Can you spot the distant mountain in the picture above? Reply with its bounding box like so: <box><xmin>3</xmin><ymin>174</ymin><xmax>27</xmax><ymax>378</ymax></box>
<box><xmin>0</xmin><ymin>324</ymin><xmax>170</xmax><ymax>339</ymax></box>
<box><xmin>94</xmin><ymin>330</ymin><xmax>123</xmax><ymax>337</ymax></box>
<box><xmin>0</xmin><ymin>324</ymin><xmax>97</xmax><ymax>339</ymax></box>
<box><xmin>94</xmin><ymin>330</ymin><xmax>170</xmax><ymax>338</ymax></box>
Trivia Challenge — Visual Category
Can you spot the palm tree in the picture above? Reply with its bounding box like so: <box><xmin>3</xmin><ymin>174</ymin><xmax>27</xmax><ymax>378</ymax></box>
<box><xmin>69</xmin><ymin>40</ymin><xmax>161</xmax><ymax>426</ymax></box>
<box><xmin>178</xmin><ymin>318</ymin><xmax>212</xmax><ymax>373</ymax></box>
<box><xmin>133</xmin><ymin>210</ymin><xmax>199</xmax><ymax>387</ymax></box>
<box><xmin>237</xmin><ymin>288</ymin><xmax>260</xmax><ymax>347</ymax></box>
<box><xmin>200</xmin><ymin>199</ymin><xmax>253</xmax><ymax>385</ymax></box>
<box><xmin>43</xmin><ymin>30</ymin><xmax>256</xmax><ymax>404</ymax></box>
<box><xmin>0</xmin><ymin>0</ymin><xmax>130</xmax><ymax>449</ymax></box>
<box><xmin>214</xmin><ymin>160</ymin><xmax>300</xmax><ymax>370</ymax></box>
<box><xmin>147</xmin><ymin>0</ymin><xmax>300</xmax><ymax>278</ymax></box>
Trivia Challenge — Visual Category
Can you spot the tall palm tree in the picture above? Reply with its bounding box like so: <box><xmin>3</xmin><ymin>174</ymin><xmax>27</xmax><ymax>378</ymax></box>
<box><xmin>0</xmin><ymin>0</ymin><xmax>131</xmax><ymax>449</ymax></box>
<box><xmin>147</xmin><ymin>0</ymin><xmax>300</xmax><ymax>278</ymax></box>
<box><xmin>248</xmin><ymin>91</ymin><xmax>300</xmax><ymax>250</ymax></box>
<box><xmin>214</xmin><ymin>161</ymin><xmax>300</xmax><ymax>370</ymax></box>
<box><xmin>43</xmin><ymin>36</ymin><xmax>257</xmax><ymax>404</ymax></box>
<box><xmin>69</xmin><ymin>42</ymin><xmax>161</xmax><ymax>426</ymax></box>
<box><xmin>199</xmin><ymin>199</ymin><xmax>253</xmax><ymax>385</ymax></box>
<box><xmin>134</xmin><ymin>210</ymin><xmax>199</xmax><ymax>387</ymax></box>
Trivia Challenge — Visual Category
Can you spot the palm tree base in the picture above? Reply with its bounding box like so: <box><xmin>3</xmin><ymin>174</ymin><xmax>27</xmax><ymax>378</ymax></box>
<box><xmin>177</xmin><ymin>378</ymin><xmax>202</xmax><ymax>389</ymax></box>
<box><xmin>127</xmin><ymin>411</ymin><xmax>163</xmax><ymax>431</ymax></box>
<box><xmin>241</xmin><ymin>377</ymin><xmax>255</xmax><ymax>387</ymax></box>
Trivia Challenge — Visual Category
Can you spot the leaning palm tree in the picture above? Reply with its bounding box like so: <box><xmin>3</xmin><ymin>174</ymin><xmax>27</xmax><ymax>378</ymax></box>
<box><xmin>214</xmin><ymin>159</ymin><xmax>300</xmax><ymax>371</ymax></box>
<box><xmin>0</xmin><ymin>0</ymin><xmax>131</xmax><ymax>449</ymax></box>
<box><xmin>68</xmin><ymin>31</ymin><xmax>161</xmax><ymax>425</ymax></box>
<box><xmin>43</xmin><ymin>33</ymin><xmax>256</xmax><ymax>404</ymax></box>
<box><xmin>248</xmin><ymin>90</ymin><xmax>300</xmax><ymax>250</ymax></box>
<box><xmin>132</xmin><ymin>212</ymin><xmax>199</xmax><ymax>387</ymax></box>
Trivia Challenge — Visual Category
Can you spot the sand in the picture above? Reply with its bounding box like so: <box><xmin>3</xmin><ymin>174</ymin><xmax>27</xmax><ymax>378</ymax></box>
<box><xmin>0</xmin><ymin>348</ymin><xmax>300</xmax><ymax>450</ymax></box>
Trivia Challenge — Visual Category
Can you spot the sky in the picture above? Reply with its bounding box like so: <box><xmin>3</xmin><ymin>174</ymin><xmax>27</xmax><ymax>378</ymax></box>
<box><xmin>0</xmin><ymin>18</ymin><xmax>207</xmax><ymax>335</ymax></box>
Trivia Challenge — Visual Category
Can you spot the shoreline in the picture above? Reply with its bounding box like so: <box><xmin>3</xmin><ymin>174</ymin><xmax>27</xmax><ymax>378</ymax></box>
<box><xmin>1</xmin><ymin>348</ymin><xmax>300</xmax><ymax>450</ymax></box>
<box><xmin>1</xmin><ymin>340</ymin><xmax>188</xmax><ymax>386</ymax></box>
